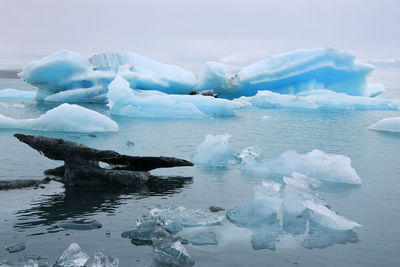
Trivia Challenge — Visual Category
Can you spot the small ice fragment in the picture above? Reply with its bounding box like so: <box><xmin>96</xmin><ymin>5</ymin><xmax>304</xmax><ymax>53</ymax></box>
<box><xmin>368</xmin><ymin>116</ymin><xmax>400</xmax><ymax>133</ymax></box>
<box><xmin>5</xmin><ymin>242</ymin><xmax>25</xmax><ymax>253</ymax></box>
<box><xmin>89</xmin><ymin>252</ymin><xmax>119</xmax><ymax>267</ymax></box>
<box><xmin>58</xmin><ymin>220</ymin><xmax>102</xmax><ymax>230</ymax></box>
<box><xmin>188</xmin><ymin>232</ymin><xmax>218</xmax><ymax>246</ymax></box>
<box><xmin>53</xmin><ymin>243</ymin><xmax>89</xmax><ymax>267</ymax></box>
<box><xmin>192</xmin><ymin>134</ymin><xmax>240</xmax><ymax>167</ymax></box>
<box><xmin>152</xmin><ymin>238</ymin><xmax>194</xmax><ymax>266</ymax></box>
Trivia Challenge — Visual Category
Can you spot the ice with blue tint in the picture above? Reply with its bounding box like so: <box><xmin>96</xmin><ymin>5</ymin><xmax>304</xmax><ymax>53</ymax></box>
<box><xmin>236</xmin><ymin>89</ymin><xmax>400</xmax><ymax>110</ymax></box>
<box><xmin>223</xmin><ymin>48</ymin><xmax>375</xmax><ymax>99</ymax></box>
<box><xmin>196</xmin><ymin>61</ymin><xmax>228</xmax><ymax>92</ymax></box>
<box><xmin>368</xmin><ymin>116</ymin><xmax>400</xmax><ymax>133</ymax></box>
<box><xmin>192</xmin><ymin>134</ymin><xmax>240</xmax><ymax>166</ymax></box>
<box><xmin>0</xmin><ymin>103</ymin><xmax>118</xmax><ymax>132</ymax></box>
<box><xmin>227</xmin><ymin>173</ymin><xmax>361</xmax><ymax>250</ymax></box>
<box><xmin>0</xmin><ymin>88</ymin><xmax>36</xmax><ymax>100</ymax></box>
<box><xmin>54</xmin><ymin>243</ymin><xmax>89</xmax><ymax>267</ymax></box>
<box><xmin>240</xmin><ymin>148</ymin><xmax>361</xmax><ymax>184</ymax></box>
<box><xmin>19</xmin><ymin>48</ymin><xmax>379</xmax><ymax>104</ymax></box>
<box><xmin>107</xmin><ymin>76</ymin><xmax>238</xmax><ymax>118</ymax></box>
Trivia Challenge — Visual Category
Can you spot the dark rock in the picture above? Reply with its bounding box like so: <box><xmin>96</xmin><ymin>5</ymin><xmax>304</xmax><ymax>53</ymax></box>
<box><xmin>0</xmin><ymin>178</ymin><xmax>51</xmax><ymax>190</ymax></box>
<box><xmin>14</xmin><ymin>133</ymin><xmax>193</xmax><ymax>187</ymax></box>
<box><xmin>209</xmin><ymin>206</ymin><xmax>225</xmax><ymax>213</ymax></box>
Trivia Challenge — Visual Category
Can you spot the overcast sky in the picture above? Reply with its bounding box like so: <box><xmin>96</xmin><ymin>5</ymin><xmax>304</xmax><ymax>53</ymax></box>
<box><xmin>1</xmin><ymin>0</ymin><xmax>399</xmax><ymax>71</ymax></box>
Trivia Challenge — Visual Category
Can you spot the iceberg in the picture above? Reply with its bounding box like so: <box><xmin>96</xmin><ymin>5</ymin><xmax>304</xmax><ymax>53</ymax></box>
<box><xmin>224</xmin><ymin>48</ymin><xmax>375</xmax><ymax>99</ymax></box>
<box><xmin>241</xmin><ymin>148</ymin><xmax>361</xmax><ymax>184</ymax></box>
<box><xmin>192</xmin><ymin>134</ymin><xmax>240</xmax><ymax>166</ymax></box>
<box><xmin>0</xmin><ymin>88</ymin><xmax>36</xmax><ymax>100</ymax></box>
<box><xmin>152</xmin><ymin>238</ymin><xmax>195</xmax><ymax>266</ymax></box>
<box><xmin>368</xmin><ymin>117</ymin><xmax>400</xmax><ymax>133</ymax></box>
<box><xmin>0</xmin><ymin>103</ymin><xmax>118</xmax><ymax>132</ymax></box>
<box><xmin>20</xmin><ymin>48</ymin><xmax>377</xmax><ymax>103</ymax></box>
<box><xmin>107</xmin><ymin>76</ymin><xmax>238</xmax><ymax>118</ymax></box>
<box><xmin>236</xmin><ymin>89</ymin><xmax>400</xmax><ymax>110</ymax></box>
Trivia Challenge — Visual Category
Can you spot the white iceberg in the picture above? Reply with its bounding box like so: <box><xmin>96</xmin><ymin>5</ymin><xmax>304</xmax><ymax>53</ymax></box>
<box><xmin>0</xmin><ymin>103</ymin><xmax>118</xmax><ymax>132</ymax></box>
<box><xmin>196</xmin><ymin>61</ymin><xmax>228</xmax><ymax>92</ymax></box>
<box><xmin>236</xmin><ymin>89</ymin><xmax>400</xmax><ymax>110</ymax></box>
<box><xmin>368</xmin><ymin>116</ymin><xmax>400</xmax><ymax>133</ymax></box>
<box><xmin>107</xmin><ymin>76</ymin><xmax>238</xmax><ymax>118</ymax></box>
<box><xmin>0</xmin><ymin>88</ymin><xmax>36</xmax><ymax>100</ymax></box>
<box><xmin>241</xmin><ymin>148</ymin><xmax>361</xmax><ymax>184</ymax></box>
<box><xmin>192</xmin><ymin>134</ymin><xmax>240</xmax><ymax>166</ymax></box>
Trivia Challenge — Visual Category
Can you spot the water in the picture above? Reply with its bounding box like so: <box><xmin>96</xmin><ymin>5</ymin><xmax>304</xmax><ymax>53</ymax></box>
<box><xmin>0</xmin><ymin>69</ymin><xmax>400</xmax><ymax>266</ymax></box>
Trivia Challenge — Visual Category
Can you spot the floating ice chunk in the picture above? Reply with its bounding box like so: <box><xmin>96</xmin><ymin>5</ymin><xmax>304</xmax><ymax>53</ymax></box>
<box><xmin>196</xmin><ymin>61</ymin><xmax>228</xmax><ymax>92</ymax></box>
<box><xmin>236</xmin><ymin>89</ymin><xmax>400</xmax><ymax>110</ymax></box>
<box><xmin>107</xmin><ymin>76</ymin><xmax>238</xmax><ymax>118</ymax></box>
<box><xmin>58</xmin><ymin>220</ymin><xmax>102</xmax><ymax>230</ymax></box>
<box><xmin>241</xmin><ymin>148</ymin><xmax>361</xmax><ymax>184</ymax></box>
<box><xmin>368</xmin><ymin>116</ymin><xmax>400</xmax><ymax>133</ymax></box>
<box><xmin>44</xmin><ymin>86</ymin><xmax>107</xmax><ymax>103</ymax></box>
<box><xmin>152</xmin><ymin>238</ymin><xmax>195</xmax><ymax>266</ymax></box>
<box><xmin>188</xmin><ymin>232</ymin><xmax>218</xmax><ymax>246</ymax></box>
<box><xmin>192</xmin><ymin>134</ymin><xmax>240</xmax><ymax>166</ymax></box>
<box><xmin>122</xmin><ymin>221</ymin><xmax>172</xmax><ymax>245</ymax></box>
<box><xmin>53</xmin><ymin>243</ymin><xmax>89</xmax><ymax>267</ymax></box>
<box><xmin>5</xmin><ymin>242</ymin><xmax>26</xmax><ymax>253</ymax></box>
<box><xmin>226</xmin><ymin>48</ymin><xmax>374</xmax><ymax>99</ymax></box>
<box><xmin>238</xmin><ymin>146</ymin><xmax>264</xmax><ymax>168</ymax></box>
<box><xmin>0</xmin><ymin>103</ymin><xmax>118</xmax><ymax>132</ymax></box>
<box><xmin>89</xmin><ymin>252</ymin><xmax>119</xmax><ymax>267</ymax></box>
<box><xmin>305</xmin><ymin>201</ymin><xmax>362</xmax><ymax>230</ymax></box>
<box><xmin>0</xmin><ymin>88</ymin><xmax>36</xmax><ymax>100</ymax></box>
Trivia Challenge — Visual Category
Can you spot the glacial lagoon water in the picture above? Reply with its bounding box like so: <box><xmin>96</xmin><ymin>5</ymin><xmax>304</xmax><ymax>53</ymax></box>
<box><xmin>0</xmin><ymin>69</ymin><xmax>400</xmax><ymax>266</ymax></box>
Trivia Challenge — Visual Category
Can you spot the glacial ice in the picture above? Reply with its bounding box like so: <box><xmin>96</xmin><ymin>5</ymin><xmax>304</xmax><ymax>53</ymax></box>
<box><xmin>188</xmin><ymin>232</ymin><xmax>218</xmax><ymax>246</ymax></box>
<box><xmin>53</xmin><ymin>243</ymin><xmax>89</xmax><ymax>267</ymax></box>
<box><xmin>368</xmin><ymin>116</ymin><xmax>400</xmax><ymax>133</ymax></box>
<box><xmin>107</xmin><ymin>76</ymin><xmax>238</xmax><ymax>118</ymax></box>
<box><xmin>19</xmin><ymin>48</ymin><xmax>378</xmax><ymax>104</ymax></box>
<box><xmin>0</xmin><ymin>103</ymin><xmax>118</xmax><ymax>132</ymax></box>
<box><xmin>227</xmin><ymin>173</ymin><xmax>361</xmax><ymax>250</ymax></box>
<box><xmin>89</xmin><ymin>252</ymin><xmax>119</xmax><ymax>267</ymax></box>
<box><xmin>152</xmin><ymin>238</ymin><xmax>195</xmax><ymax>266</ymax></box>
<box><xmin>0</xmin><ymin>88</ymin><xmax>36</xmax><ymax>100</ymax></box>
<box><xmin>192</xmin><ymin>134</ymin><xmax>240</xmax><ymax>166</ymax></box>
<box><xmin>240</xmin><ymin>148</ymin><xmax>361</xmax><ymax>184</ymax></box>
<box><xmin>236</xmin><ymin>89</ymin><xmax>400</xmax><ymax>110</ymax></box>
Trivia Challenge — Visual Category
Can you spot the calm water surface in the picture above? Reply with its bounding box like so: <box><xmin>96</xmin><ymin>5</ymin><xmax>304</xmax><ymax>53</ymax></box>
<box><xmin>0</xmin><ymin>69</ymin><xmax>399</xmax><ymax>266</ymax></box>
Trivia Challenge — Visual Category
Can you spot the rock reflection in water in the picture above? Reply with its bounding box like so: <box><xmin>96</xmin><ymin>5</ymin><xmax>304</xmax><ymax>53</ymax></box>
<box><xmin>13</xmin><ymin>176</ymin><xmax>193</xmax><ymax>234</ymax></box>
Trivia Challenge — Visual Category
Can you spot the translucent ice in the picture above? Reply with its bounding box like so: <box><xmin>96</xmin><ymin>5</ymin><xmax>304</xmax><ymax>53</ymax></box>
<box><xmin>107</xmin><ymin>76</ymin><xmax>238</xmax><ymax>118</ymax></box>
<box><xmin>89</xmin><ymin>252</ymin><xmax>119</xmax><ymax>267</ymax></box>
<box><xmin>0</xmin><ymin>103</ymin><xmax>118</xmax><ymax>132</ymax></box>
<box><xmin>192</xmin><ymin>134</ymin><xmax>240</xmax><ymax>166</ymax></box>
<box><xmin>53</xmin><ymin>243</ymin><xmax>89</xmax><ymax>267</ymax></box>
<box><xmin>0</xmin><ymin>88</ymin><xmax>36</xmax><ymax>100</ymax></box>
<box><xmin>188</xmin><ymin>232</ymin><xmax>218</xmax><ymax>246</ymax></box>
<box><xmin>196</xmin><ymin>61</ymin><xmax>228</xmax><ymax>92</ymax></box>
<box><xmin>152</xmin><ymin>238</ymin><xmax>195</xmax><ymax>266</ymax></box>
<box><xmin>368</xmin><ymin>116</ymin><xmax>400</xmax><ymax>133</ymax></box>
<box><xmin>236</xmin><ymin>89</ymin><xmax>400</xmax><ymax>110</ymax></box>
<box><xmin>241</xmin><ymin>148</ymin><xmax>361</xmax><ymax>184</ymax></box>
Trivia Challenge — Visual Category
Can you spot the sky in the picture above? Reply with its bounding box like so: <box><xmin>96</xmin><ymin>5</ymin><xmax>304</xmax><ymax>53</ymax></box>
<box><xmin>0</xmin><ymin>0</ymin><xmax>399</xmax><ymax>71</ymax></box>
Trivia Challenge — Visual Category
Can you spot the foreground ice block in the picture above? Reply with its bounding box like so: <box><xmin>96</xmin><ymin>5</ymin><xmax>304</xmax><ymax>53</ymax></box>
<box><xmin>107</xmin><ymin>76</ymin><xmax>238</xmax><ymax>118</ymax></box>
<box><xmin>54</xmin><ymin>243</ymin><xmax>89</xmax><ymax>267</ymax></box>
<box><xmin>0</xmin><ymin>103</ymin><xmax>118</xmax><ymax>132</ymax></box>
<box><xmin>368</xmin><ymin>116</ymin><xmax>400</xmax><ymax>133</ymax></box>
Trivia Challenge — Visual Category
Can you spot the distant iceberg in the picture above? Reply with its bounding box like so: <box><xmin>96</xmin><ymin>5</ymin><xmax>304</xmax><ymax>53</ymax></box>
<box><xmin>368</xmin><ymin>117</ymin><xmax>400</xmax><ymax>133</ymax></box>
<box><xmin>0</xmin><ymin>103</ymin><xmax>118</xmax><ymax>132</ymax></box>
<box><xmin>19</xmin><ymin>48</ymin><xmax>379</xmax><ymax>103</ymax></box>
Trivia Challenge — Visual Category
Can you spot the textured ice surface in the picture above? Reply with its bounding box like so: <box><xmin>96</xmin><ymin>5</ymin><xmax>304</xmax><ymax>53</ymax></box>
<box><xmin>147</xmin><ymin>206</ymin><xmax>224</xmax><ymax>228</ymax></box>
<box><xmin>241</xmin><ymin>148</ymin><xmax>361</xmax><ymax>184</ymax></box>
<box><xmin>58</xmin><ymin>220</ymin><xmax>102</xmax><ymax>230</ymax></box>
<box><xmin>152</xmin><ymin>238</ymin><xmax>195</xmax><ymax>266</ymax></box>
<box><xmin>192</xmin><ymin>134</ymin><xmax>240</xmax><ymax>166</ymax></box>
<box><xmin>107</xmin><ymin>76</ymin><xmax>238</xmax><ymax>118</ymax></box>
<box><xmin>88</xmin><ymin>252</ymin><xmax>119</xmax><ymax>267</ymax></box>
<box><xmin>53</xmin><ymin>243</ymin><xmax>89</xmax><ymax>267</ymax></box>
<box><xmin>0</xmin><ymin>88</ymin><xmax>36</xmax><ymax>100</ymax></box>
<box><xmin>5</xmin><ymin>242</ymin><xmax>26</xmax><ymax>253</ymax></box>
<box><xmin>20</xmin><ymin>48</ymin><xmax>377</xmax><ymax>103</ymax></box>
<box><xmin>0</xmin><ymin>103</ymin><xmax>118</xmax><ymax>132</ymax></box>
<box><xmin>236</xmin><ymin>89</ymin><xmax>400</xmax><ymax>110</ymax></box>
<box><xmin>368</xmin><ymin>116</ymin><xmax>400</xmax><ymax>133</ymax></box>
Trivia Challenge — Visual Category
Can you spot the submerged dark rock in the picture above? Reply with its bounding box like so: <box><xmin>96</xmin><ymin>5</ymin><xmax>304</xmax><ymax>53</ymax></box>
<box><xmin>14</xmin><ymin>133</ymin><xmax>193</xmax><ymax>187</ymax></box>
<box><xmin>0</xmin><ymin>178</ymin><xmax>50</xmax><ymax>190</ymax></box>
